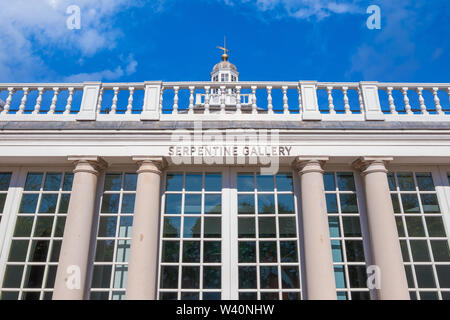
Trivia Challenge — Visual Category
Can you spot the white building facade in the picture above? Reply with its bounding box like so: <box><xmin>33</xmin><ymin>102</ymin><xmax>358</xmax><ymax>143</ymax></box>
<box><xmin>0</xmin><ymin>56</ymin><xmax>449</xmax><ymax>300</ymax></box>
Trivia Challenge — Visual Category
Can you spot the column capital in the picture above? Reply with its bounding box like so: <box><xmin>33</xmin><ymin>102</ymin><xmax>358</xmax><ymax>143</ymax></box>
<box><xmin>132</xmin><ymin>156</ymin><xmax>167</xmax><ymax>175</ymax></box>
<box><xmin>68</xmin><ymin>156</ymin><xmax>108</xmax><ymax>175</ymax></box>
<box><xmin>293</xmin><ymin>157</ymin><xmax>329</xmax><ymax>175</ymax></box>
<box><xmin>353</xmin><ymin>157</ymin><xmax>394</xmax><ymax>176</ymax></box>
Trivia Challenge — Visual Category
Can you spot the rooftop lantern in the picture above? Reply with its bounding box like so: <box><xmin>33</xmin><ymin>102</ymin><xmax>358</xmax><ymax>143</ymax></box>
<box><xmin>211</xmin><ymin>38</ymin><xmax>239</xmax><ymax>83</ymax></box>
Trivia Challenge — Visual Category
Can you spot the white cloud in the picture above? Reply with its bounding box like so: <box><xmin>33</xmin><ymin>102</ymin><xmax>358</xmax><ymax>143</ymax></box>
<box><xmin>0</xmin><ymin>0</ymin><xmax>141</xmax><ymax>82</ymax></box>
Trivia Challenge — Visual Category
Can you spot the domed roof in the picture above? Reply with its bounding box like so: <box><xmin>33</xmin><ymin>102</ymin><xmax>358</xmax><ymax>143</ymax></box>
<box><xmin>212</xmin><ymin>60</ymin><xmax>237</xmax><ymax>72</ymax></box>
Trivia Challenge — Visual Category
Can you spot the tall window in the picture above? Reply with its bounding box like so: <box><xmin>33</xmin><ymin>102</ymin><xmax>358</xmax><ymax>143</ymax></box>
<box><xmin>237</xmin><ymin>173</ymin><xmax>301</xmax><ymax>300</ymax></box>
<box><xmin>389</xmin><ymin>172</ymin><xmax>450</xmax><ymax>300</ymax></box>
<box><xmin>159</xmin><ymin>172</ymin><xmax>223</xmax><ymax>300</ymax></box>
<box><xmin>1</xmin><ymin>171</ymin><xmax>73</xmax><ymax>300</ymax></box>
<box><xmin>0</xmin><ymin>172</ymin><xmax>12</xmax><ymax>224</ymax></box>
<box><xmin>324</xmin><ymin>172</ymin><xmax>369</xmax><ymax>300</ymax></box>
<box><xmin>90</xmin><ymin>173</ymin><xmax>137</xmax><ymax>300</ymax></box>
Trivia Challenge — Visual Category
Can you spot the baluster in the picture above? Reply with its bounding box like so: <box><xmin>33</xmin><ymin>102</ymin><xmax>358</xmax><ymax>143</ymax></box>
<box><xmin>343</xmin><ymin>87</ymin><xmax>351</xmax><ymax>114</ymax></box>
<box><xmin>236</xmin><ymin>86</ymin><xmax>242</xmax><ymax>114</ymax></box>
<box><xmin>251</xmin><ymin>86</ymin><xmax>257</xmax><ymax>114</ymax></box>
<box><xmin>33</xmin><ymin>87</ymin><xmax>44</xmax><ymax>115</ymax></box>
<box><xmin>282</xmin><ymin>86</ymin><xmax>289</xmax><ymax>114</ymax></box>
<box><xmin>97</xmin><ymin>87</ymin><xmax>104</xmax><ymax>114</ymax></box>
<box><xmin>357</xmin><ymin>87</ymin><xmax>364</xmax><ymax>114</ymax></box>
<box><xmin>49</xmin><ymin>87</ymin><xmax>59</xmax><ymax>114</ymax></box>
<box><xmin>173</xmin><ymin>86</ymin><xmax>179</xmax><ymax>114</ymax></box>
<box><xmin>402</xmin><ymin>87</ymin><xmax>412</xmax><ymax>114</ymax></box>
<box><xmin>2</xmin><ymin>88</ymin><xmax>15</xmax><ymax>114</ymax></box>
<box><xmin>18</xmin><ymin>87</ymin><xmax>29</xmax><ymax>114</ymax></box>
<box><xmin>387</xmin><ymin>87</ymin><xmax>396</xmax><ymax>114</ymax></box>
<box><xmin>111</xmin><ymin>87</ymin><xmax>119</xmax><ymax>115</ymax></box>
<box><xmin>416</xmin><ymin>87</ymin><xmax>427</xmax><ymax>115</ymax></box>
<box><xmin>297</xmin><ymin>86</ymin><xmax>303</xmax><ymax>115</ymax></box>
<box><xmin>64</xmin><ymin>88</ymin><xmax>74</xmax><ymax>115</ymax></box>
<box><xmin>126</xmin><ymin>87</ymin><xmax>135</xmax><ymax>115</ymax></box>
<box><xmin>204</xmin><ymin>86</ymin><xmax>210</xmax><ymax>114</ymax></box>
<box><xmin>189</xmin><ymin>86</ymin><xmax>195</xmax><ymax>114</ymax></box>
<box><xmin>433</xmin><ymin>87</ymin><xmax>443</xmax><ymax>114</ymax></box>
<box><xmin>327</xmin><ymin>86</ymin><xmax>335</xmax><ymax>114</ymax></box>
<box><xmin>267</xmin><ymin>86</ymin><xmax>273</xmax><ymax>114</ymax></box>
<box><xmin>159</xmin><ymin>87</ymin><xmax>164</xmax><ymax>113</ymax></box>
<box><xmin>220</xmin><ymin>85</ymin><xmax>226</xmax><ymax>114</ymax></box>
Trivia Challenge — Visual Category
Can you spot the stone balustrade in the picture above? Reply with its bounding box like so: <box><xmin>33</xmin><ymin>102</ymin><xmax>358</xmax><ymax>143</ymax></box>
<box><xmin>0</xmin><ymin>81</ymin><xmax>449</xmax><ymax>122</ymax></box>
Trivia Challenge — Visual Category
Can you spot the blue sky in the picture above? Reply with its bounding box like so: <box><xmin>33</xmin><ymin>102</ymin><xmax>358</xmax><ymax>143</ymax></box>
<box><xmin>0</xmin><ymin>0</ymin><xmax>449</xmax><ymax>83</ymax></box>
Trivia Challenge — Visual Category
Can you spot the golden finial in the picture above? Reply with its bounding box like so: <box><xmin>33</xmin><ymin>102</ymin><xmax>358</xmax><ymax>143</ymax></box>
<box><xmin>217</xmin><ymin>36</ymin><xmax>231</xmax><ymax>61</ymax></box>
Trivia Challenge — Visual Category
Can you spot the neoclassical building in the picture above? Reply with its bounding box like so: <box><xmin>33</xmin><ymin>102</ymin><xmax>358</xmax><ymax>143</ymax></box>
<box><xmin>0</xmin><ymin>51</ymin><xmax>449</xmax><ymax>300</ymax></box>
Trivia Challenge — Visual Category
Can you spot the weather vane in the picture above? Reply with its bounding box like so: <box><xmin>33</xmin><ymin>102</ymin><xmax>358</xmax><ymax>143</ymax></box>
<box><xmin>217</xmin><ymin>36</ymin><xmax>231</xmax><ymax>61</ymax></box>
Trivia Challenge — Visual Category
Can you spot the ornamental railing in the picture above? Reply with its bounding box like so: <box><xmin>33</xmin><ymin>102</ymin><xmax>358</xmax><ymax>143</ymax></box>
<box><xmin>0</xmin><ymin>81</ymin><xmax>449</xmax><ymax>122</ymax></box>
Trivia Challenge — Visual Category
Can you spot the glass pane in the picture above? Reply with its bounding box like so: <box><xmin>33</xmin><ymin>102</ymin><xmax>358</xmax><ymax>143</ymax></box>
<box><xmin>340</xmin><ymin>194</ymin><xmax>358</xmax><ymax>213</ymax></box>
<box><xmin>183</xmin><ymin>217</ymin><xmax>201</xmax><ymax>238</ymax></box>
<box><xmin>326</xmin><ymin>194</ymin><xmax>338</xmax><ymax>213</ymax></box>
<box><xmin>259</xmin><ymin>241</ymin><xmax>277</xmax><ymax>262</ymax></box>
<box><xmin>337</xmin><ymin>173</ymin><xmax>355</xmax><ymax>191</ymax></box>
<box><xmin>166</xmin><ymin>173</ymin><xmax>183</xmax><ymax>191</ymax></box>
<box><xmin>23</xmin><ymin>265</ymin><xmax>45</xmax><ymax>288</ymax></box>
<box><xmin>277</xmin><ymin>194</ymin><xmax>294</xmax><ymax>214</ymax></box>
<box><xmin>430</xmin><ymin>241</ymin><xmax>450</xmax><ymax>262</ymax></box>
<box><xmin>181</xmin><ymin>292</ymin><xmax>199</xmax><ymax>300</ymax></box>
<box><xmin>337</xmin><ymin>291</ymin><xmax>347</xmax><ymax>300</ymax></box>
<box><xmin>116</xmin><ymin>240</ymin><xmax>130</xmax><ymax>263</ymax></box>
<box><xmin>329</xmin><ymin>217</ymin><xmax>340</xmax><ymax>237</ymax></box>
<box><xmin>58</xmin><ymin>194</ymin><xmax>70</xmax><ymax>213</ymax></box>
<box><xmin>0</xmin><ymin>194</ymin><xmax>6</xmax><ymax>213</ymax></box>
<box><xmin>43</xmin><ymin>173</ymin><xmax>61</xmax><ymax>191</ymax></box>
<box><xmin>421</xmin><ymin>194</ymin><xmax>440</xmax><ymax>213</ymax></box>
<box><xmin>163</xmin><ymin>217</ymin><xmax>183</xmax><ymax>238</ymax></box>
<box><xmin>62</xmin><ymin>173</ymin><xmax>74</xmax><ymax>191</ymax></box>
<box><xmin>397</xmin><ymin>172</ymin><xmax>415</xmax><ymax>191</ymax></box>
<box><xmin>50</xmin><ymin>240</ymin><xmax>61</xmax><ymax>262</ymax></box>
<box><xmin>410</xmin><ymin>240</ymin><xmax>431</xmax><ymax>262</ymax></box>
<box><xmin>238</xmin><ymin>195</ymin><xmax>254</xmax><ymax>214</ymax></box>
<box><xmin>121</xmin><ymin>194</ymin><xmax>135</xmax><ymax>214</ymax></box>
<box><xmin>419</xmin><ymin>292</ymin><xmax>438</xmax><ymax>300</ymax></box>
<box><xmin>323</xmin><ymin>173</ymin><xmax>335</xmax><ymax>191</ymax></box>
<box><xmin>238</xmin><ymin>218</ymin><xmax>255</xmax><ymax>238</ymax></box>
<box><xmin>19</xmin><ymin>194</ymin><xmax>39</xmax><ymax>213</ymax></box>
<box><xmin>182</xmin><ymin>241</ymin><xmax>200</xmax><ymax>262</ymax></box>
<box><xmin>0</xmin><ymin>173</ymin><xmax>12</xmax><ymax>191</ymax></box>
<box><xmin>185</xmin><ymin>174</ymin><xmax>202</xmax><ymax>191</ymax></box>
<box><xmin>104</xmin><ymin>174</ymin><xmax>122</xmax><ymax>191</ymax></box>
<box><xmin>161</xmin><ymin>241</ymin><xmax>180</xmax><ymax>263</ymax></box>
<box><xmin>400</xmin><ymin>240</ymin><xmax>410</xmax><ymax>262</ymax></box>
<box><xmin>205</xmin><ymin>174</ymin><xmax>221</xmax><ymax>191</ymax></box>
<box><xmin>348</xmin><ymin>266</ymin><xmax>367</xmax><ymax>288</ymax></box>
<box><xmin>280</xmin><ymin>241</ymin><xmax>298</xmax><ymax>262</ymax></box>
<box><xmin>101</xmin><ymin>194</ymin><xmax>120</xmax><ymax>213</ymax></box>
<box><xmin>2</xmin><ymin>265</ymin><xmax>24</xmax><ymax>288</ymax></box>
<box><xmin>90</xmin><ymin>291</ymin><xmax>109</xmax><ymax>300</ymax></box>
<box><xmin>391</xmin><ymin>194</ymin><xmax>401</xmax><ymax>213</ymax></box>
<box><xmin>405</xmin><ymin>217</ymin><xmax>426</xmax><ymax>237</ymax></box>
<box><xmin>279</xmin><ymin>217</ymin><xmax>296</xmax><ymax>238</ymax></box>
<box><xmin>204</xmin><ymin>241</ymin><xmax>221</xmax><ymax>263</ymax></box>
<box><xmin>91</xmin><ymin>265</ymin><xmax>112</xmax><ymax>288</ymax></box>
<box><xmin>436</xmin><ymin>266</ymin><xmax>450</xmax><ymax>288</ymax></box>
<box><xmin>238</xmin><ymin>174</ymin><xmax>254</xmax><ymax>191</ymax></box>
<box><xmin>239</xmin><ymin>266</ymin><xmax>257</xmax><ymax>289</ymax></box>
<box><xmin>345</xmin><ymin>240</ymin><xmax>365</xmax><ymax>262</ymax></box>
<box><xmin>343</xmin><ymin>217</ymin><xmax>362</xmax><ymax>237</ymax></box>
<box><xmin>8</xmin><ymin>240</ymin><xmax>29</xmax><ymax>262</ymax></box>
<box><xmin>13</xmin><ymin>217</ymin><xmax>34</xmax><ymax>237</ymax></box>
<box><xmin>203</xmin><ymin>267</ymin><xmax>221</xmax><ymax>289</ymax></box>
<box><xmin>352</xmin><ymin>292</ymin><xmax>370</xmax><ymax>300</ymax></box>
<box><xmin>401</xmin><ymin>194</ymin><xmax>420</xmax><ymax>213</ymax></box>
<box><xmin>396</xmin><ymin>217</ymin><xmax>405</xmax><ymax>237</ymax></box>
<box><xmin>405</xmin><ymin>265</ymin><xmax>415</xmax><ymax>287</ymax></box>
<box><xmin>34</xmin><ymin>217</ymin><xmax>54</xmax><ymax>237</ymax></box>
<box><xmin>387</xmin><ymin>173</ymin><xmax>396</xmax><ymax>191</ymax></box>
<box><xmin>98</xmin><ymin>217</ymin><xmax>117</xmax><ymax>238</ymax></box>
<box><xmin>45</xmin><ymin>265</ymin><xmax>57</xmax><ymax>288</ymax></box>
<box><xmin>165</xmin><ymin>194</ymin><xmax>182</xmax><ymax>214</ymax></box>
<box><xmin>38</xmin><ymin>194</ymin><xmax>58</xmax><ymax>213</ymax></box>
<box><xmin>204</xmin><ymin>194</ymin><xmax>221</xmax><ymax>214</ymax></box>
<box><xmin>239</xmin><ymin>292</ymin><xmax>257</xmax><ymax>300</ymax></box>
<box><xmin>277</xmin><ymin>174</ymin><xmax>293</xmax><ymax>191</ymax></box>
<box><xmin>258</xmin><ymin>194</ymin><xmax>275</xmax><ymax>214</ymax></box>
<box><xmin>24</xmin><ymin>173</ymin><xmax>43</xmax><ymax>191</ymax></box>
<box><xmin>203</xmin><ymin>292</ymin><xmax>221</xmax><ymax>300</ymax></box>
<box><xmin>415</xmin><ymin>265</ymin><xmax>436</xmax><ymax>288</ymax></box>
<box><xmin>426</xmin><ymin>217</ymin><xmax>447</xmax><ymax>237</ymax></box>
<box><xmin>160</xmin><ymin>266</ymin><xmax>178</xmax><ymax>289</ymax></box>
<box><xmin>54</xmin><ymin>217</ymin><xmax>66</xmax><ymax>237</ymax></box>
<box><xmin>29</xmin><ymin>240</ymin><xmax>49</xmax><ymax>262</ymax></box>
<box><xmin>260</xmin><ymin>266</ymin><xmax>278</xmax><ymax>289</ymax></box>
<box><xmin>239</xmin><ymin>241</ymin><xmax>256</xmax><ymax>263</ymax></box>
<box><xmin>160</xmin><ymin>292</ymin><xmax>177</xmax><ymax>300</ymax></box>
<box><xmin>331</xmin><ymin>240</ymin><xmax>343</xmax><ymax>262</ymax></box>
<box><xmin>261</xmin><ymin>292</ymin><xmax>278</xmax><ymax>300</ymax></box>
<box><xmin>118</xmin><ymin>216</ymin><xmax>133</xmax><ymax>237</ymax></box>
<box><xmin>123</xmin><ymin>173</ymin><xmax>137</xmax><ymax>191</ymax></box>
<box><xmin>416</xmin><ymin>173</ymin><xmax>435</xmax><ymax>191</ymax></box>
<box><xmin>95</xmin><ymin>240</ymin><xmax>115</xmax><ymax>262</ymax></box>
<box><xmin>184</xmin><ymin>194</ymin><xmax>201</xmax><ymax>214</ymax></box>
<box><xmin>257</xmin><ymin>175</ymin><xmax>274</xmax><ymax>191</ymax></box>
<box><xmin>181</xmin><ymin>266</ymin><xmax>200</xmax><ymax>289</ymax></box>
<box><xmin>281</xmin><ymin>266</ymin><xmax>300</xmax><ymax>289</ymax></box>
<box><xmin>204</xmin><ymin>217</ymin><xmax>221</xmax><ymax>238</ymax></box>
<box><xmin>259</xmin><ymin>217</ymin><xmax>276</xmax><ymax>238</ymax></box>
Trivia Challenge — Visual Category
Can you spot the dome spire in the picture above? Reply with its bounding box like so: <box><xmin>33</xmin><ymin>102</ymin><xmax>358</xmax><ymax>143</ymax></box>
<box><xmin>217</xmin><ymin>36</ymin><xmax>231</xmax><ymax>61</ymax></box>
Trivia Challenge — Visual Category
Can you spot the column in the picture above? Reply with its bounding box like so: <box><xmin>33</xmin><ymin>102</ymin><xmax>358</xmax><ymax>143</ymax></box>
<box><xmin>126</xmin><ymin>157</ymin><xmax>166</xmax><ymax>300</ymax></box>
<box><xmin>53</xmin><ymin>156</ymin><xmax>107</xmax><ymax>300</ymax></box>
<box><xmin>294</xmin><ymin>157</ymin><xmax>337</xmax><ymax>300</ymax></box>
<box><xmin>353</xmin><ymin>157</ymin><xmax>410</xmax><ymax>300</ymax></box>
